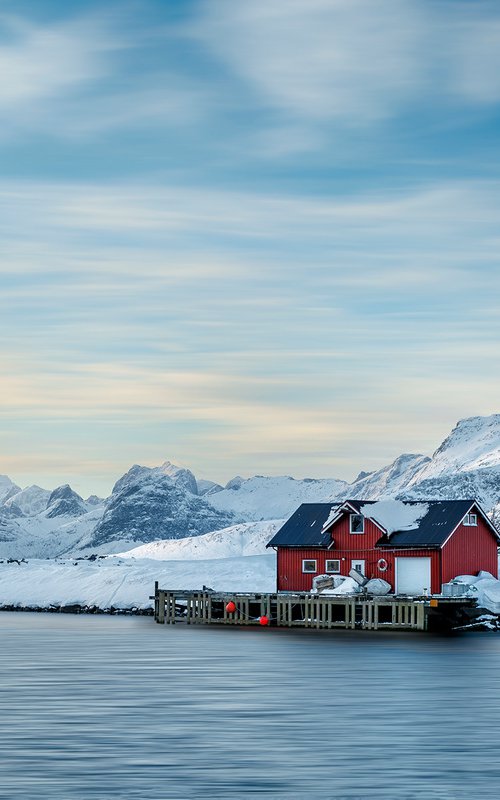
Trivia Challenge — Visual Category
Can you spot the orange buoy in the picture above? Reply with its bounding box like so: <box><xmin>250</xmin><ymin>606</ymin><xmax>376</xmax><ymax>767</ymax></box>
<box><xmin>259</xmin><ymin>615</ymin><xmax>269</xmax><ymax>626</ymax></box>
<box><xmin>225</xmin><ymin>601</ymin><xmax>236</xmax><ymax>614</ymax></box>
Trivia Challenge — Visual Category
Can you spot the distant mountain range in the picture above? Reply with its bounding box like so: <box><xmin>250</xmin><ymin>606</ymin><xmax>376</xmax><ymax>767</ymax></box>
<box><xmin>1</xmin><ymin>414</ymin><xmax>500</xmax><ymax>559</ymax></box>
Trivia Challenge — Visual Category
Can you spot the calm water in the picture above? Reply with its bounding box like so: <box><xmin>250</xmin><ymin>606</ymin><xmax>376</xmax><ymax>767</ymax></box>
<box><xmin>1</xmin><ymin>614</ymin><xmax>500</xmax><ymax>799</ymax></box>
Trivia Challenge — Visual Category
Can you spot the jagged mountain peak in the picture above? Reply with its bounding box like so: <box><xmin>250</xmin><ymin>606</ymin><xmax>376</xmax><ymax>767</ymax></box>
<box><xmin>338</xmin><ymin>453</ymin><xmax>431</xmax><ymax>501</ymax></box>
<box><xmin>86</xmin><ymin>494</ymin><xmax>105</xmax><ymax>506</ymax></box>
<box><xmin>86</xmin><ymin>467</ymin><xmax>235</xmax><ymax>549</ymax></box>
<box><xmin>113</xmin><ymin>460</ymin><xmax>198</xmax><ymax>496</ymax></box>
<box><xmin>45</xmin><ymin>484</ymin><xmax>87</xmax><ymax>519</ymax></box>
<box><xmin>197</xmin><ymin>478</ymin><xmax>224</xmax><ymax>497</ymax></box>
<box><xmin>158</xmin><ymin>461</ymin><xmax>198</xmax><ymax>494</ymax></box>
<box><xmin>5</xmin><ymin>485</ymin><xmax>51</xmax><ymax>517</ymax></box>
<box><xmin>435</xmin><ymin>414</ymin><xmax>500</xmax><ymax>462</ymax></box>
<box><xmin>353</xmin><ymin>470</ymin><xmax>373</xmax><ymax>484</ymax></box>
<box><xmin>409</xmin><ymin>414</ymin><xmax>500</xmax><ymax>484</ymax></box>
<box><xmin>0</xmin><ymin>475</ymin><xmax>22</xmax><ymax>505</ymax></box>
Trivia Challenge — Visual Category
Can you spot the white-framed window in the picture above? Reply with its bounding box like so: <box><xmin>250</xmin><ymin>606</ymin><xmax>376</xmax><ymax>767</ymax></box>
<box><xmin>464</xmin><ymin>512</ymin><xmax>477</xmax><ymax>526</ymax></box>
<box><xmin>325</xmin><ymin>559</ymin><xmax>341</xmax><ymax>573</ymax></box>
<box><xmin>350</xmin><ymin>513</ymin><xmax>364</xmax><ymax>534</ymax></box>
<box><xmin>302</xmin><ymin>559</ymin><xmax>317</xmax><ymax>573</ymax></box>
<box><xmin>351</xmin><ymin>559</ymin><xmax>366</xmax><ymax>576</ymax></box>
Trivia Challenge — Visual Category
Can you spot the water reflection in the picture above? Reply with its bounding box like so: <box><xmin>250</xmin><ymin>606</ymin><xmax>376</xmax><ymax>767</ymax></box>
<box><xmin>0</xmin><ymin>613</ymin><xmax>499</xmax><ymax>799</ymax></box>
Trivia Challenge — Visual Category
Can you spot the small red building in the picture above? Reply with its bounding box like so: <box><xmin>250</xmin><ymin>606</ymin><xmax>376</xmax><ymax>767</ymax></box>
<box><xmin>267</xmin><ymin>499</ymin><xmax>500</xmax><ymax>595</ymax></box>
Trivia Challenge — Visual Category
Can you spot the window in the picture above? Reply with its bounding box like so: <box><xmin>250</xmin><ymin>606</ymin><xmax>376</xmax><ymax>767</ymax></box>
<box><xmin>302</xmin><ymin>559</ymin><xmax>317</xmax><ymax>573</ymax></box>
<box><xmin>350</xmin><ymin>513</ymin><xmax>364</xmax><ymax>534</ymax></box>
<box><xmin>464</xmin><ymin>513</ymin><xmax>477</xmax><ymax>526</ymax></box>
<box><xmin>325</xmin><ymin>559</ymin><xmax>340</xmax><ymax>573</ymax></box>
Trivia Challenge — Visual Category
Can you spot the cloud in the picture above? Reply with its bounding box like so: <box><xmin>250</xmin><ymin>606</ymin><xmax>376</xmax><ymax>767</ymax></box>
<box><xmin>0</xmin><ymin>9</ymin><xmax>206</xmax><ymax>140</ymax></box>
<box><xmin>1</xmin><ymin>177</ymin><xmax>499</xmax><ymax>264</ymax></box>
<box><xmin>0</xmin><ymin>12</ymin><xmax>120</xmax><ymax>110</ymax></box>
<box><xmin>194</xmin><ymin>0</ymin><xmax>500</xmax><ymax>127</ymax></box>
<box><xmin>195</xmin><ymin>0</ymin><xmax>425</xmax><ymax>122</ymax></box>
<box><xmin>448</xmin><ymin>14</ymin><xmax>500</xmax><ymax>104</ymax></box>
<box><xmin>2</xmin><ymin>1</ymin><xmax>500</xmax><ymax>153</ymax></box>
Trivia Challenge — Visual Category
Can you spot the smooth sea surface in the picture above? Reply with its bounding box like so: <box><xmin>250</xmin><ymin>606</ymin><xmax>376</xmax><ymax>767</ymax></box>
<box><xmin>1</xmin><ymin>613</ymin><xmax>500</xmax><ymax>800</ymax></box>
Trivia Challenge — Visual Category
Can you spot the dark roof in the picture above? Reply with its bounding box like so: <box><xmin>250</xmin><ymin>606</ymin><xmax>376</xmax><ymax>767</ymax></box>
<box><xmin>267</xmin><ymin>499</ymin><xmax>500</xmax><ymax>549</ymax></box>
<box><xmin>266</xmin><ymin>503</ymin><xmax>338</xmax><ymax>547</ymax></box>
<box><xmin>373</xmin><ymin>500</ymin><xmax>482</xmax><ymax>547</ymax></box>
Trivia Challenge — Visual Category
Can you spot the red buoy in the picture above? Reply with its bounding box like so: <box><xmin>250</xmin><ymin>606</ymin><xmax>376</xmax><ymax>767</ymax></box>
<box><xmin>225</xmin><ymin>601</ymin><xmax>236</xmax><ymax>614</ymax></box>
<box><xmin>259</xmin><ymin>615</ymin><xmax>269</xmax><ymax>626</ymax></box>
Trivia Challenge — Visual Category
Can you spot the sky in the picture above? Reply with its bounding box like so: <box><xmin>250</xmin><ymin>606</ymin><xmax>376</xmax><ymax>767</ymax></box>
<box><xmin>1</xmin><ymin>0</ymin><xmax>500</xmax><ymax>497</ymax></box>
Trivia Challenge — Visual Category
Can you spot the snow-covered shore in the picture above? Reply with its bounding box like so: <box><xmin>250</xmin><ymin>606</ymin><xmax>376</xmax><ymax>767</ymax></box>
<box><xmin>0</xmin><ymin>553</ymin><xmax>276</xmax><ymax>612</ymax></box>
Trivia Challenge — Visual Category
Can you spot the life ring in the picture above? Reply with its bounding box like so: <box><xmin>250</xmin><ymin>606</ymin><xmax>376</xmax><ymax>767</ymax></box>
<box><xmin>377</xmin><ymin>558</ymin><xmax>388</xmax><ymax>572</ymax></box>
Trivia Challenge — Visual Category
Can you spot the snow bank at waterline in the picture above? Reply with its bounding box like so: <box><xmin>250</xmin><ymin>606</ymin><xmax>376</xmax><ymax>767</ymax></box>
<box><xmin>0</xmin><ymin>554</ymin><xmax>276</xmax><ymax>611</ymax></box>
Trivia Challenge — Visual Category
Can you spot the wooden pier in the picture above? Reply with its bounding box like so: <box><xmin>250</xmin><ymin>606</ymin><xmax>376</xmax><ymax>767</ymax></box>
<box><xmin>152</xmin><ymin>584</ymin><xmax>478</xmax><ymax>632</ymax></box>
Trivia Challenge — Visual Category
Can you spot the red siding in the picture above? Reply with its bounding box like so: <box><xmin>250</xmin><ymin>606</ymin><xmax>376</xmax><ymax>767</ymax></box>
<box><xmin>277</xmin><ymin>532</ymin><xmax>441</xmax><ymax>594</ymax></box>
<box><xmin>441</xmin><ymin>507</ymin><xmax>498</xmax><ymax>583</ymax></box>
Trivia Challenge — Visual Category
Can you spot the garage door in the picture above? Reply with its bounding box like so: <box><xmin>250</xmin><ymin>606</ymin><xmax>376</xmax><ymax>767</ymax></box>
<box><xmin>396</xmin><ymin>557</ymin><xmax>431</xmax><ymax>595</ymax></box>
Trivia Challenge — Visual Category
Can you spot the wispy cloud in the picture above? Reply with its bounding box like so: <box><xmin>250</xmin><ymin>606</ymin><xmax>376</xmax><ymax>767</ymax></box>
<box><xmin>0</xmin><ymin>12</ymin><xmax>121</xmax><ymax>108</ymax></box>
<box><xmin>2</xmin><ymin>2</ymin><xmax>500</xmax><ymax>154</ymax></box>
<box><xmin>0</xmin><ymin>8</ymin><xmax>205</xmax><ymax>140</ymax></box>
<box><xmin>194</xmin><ymin>0</ymin><xmax>500</xmax><ymax>130</ymax></box>
<box><xmin>194</xmin><ymin>0</ymin><xmax>425</xmax><ymax>123</ymax></box>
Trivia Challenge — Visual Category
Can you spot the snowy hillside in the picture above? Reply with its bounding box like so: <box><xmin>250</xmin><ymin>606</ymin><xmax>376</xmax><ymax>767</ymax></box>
<box><xmin>116</xmin><ymin>519</ymin><xmax>284</xmax><ymax>561</ymax></box>
<box><xmin>0</xmin><ymin>553</ymin><xmax>276</xmax><ymax>610</ymax></box>
<box><xmin>0</xmin><ymin>507</ymin><xmax>105</xmax><ymax>560</ymax></box>
<box><xmin>205</xmin><ymin>475</ymin><xmax>348</xmax><ymax>520</ymax></box>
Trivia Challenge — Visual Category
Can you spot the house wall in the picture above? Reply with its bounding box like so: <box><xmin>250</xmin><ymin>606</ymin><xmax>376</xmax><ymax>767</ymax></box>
<box><xmin>276</xmin><ymin>542</ymin><xmax>441</xmax><ymax>592</ymax></box>
<box><xmin>441</xmin><ymin>507</ymin><xmax>498</xmax><ymax>583</ymax></box>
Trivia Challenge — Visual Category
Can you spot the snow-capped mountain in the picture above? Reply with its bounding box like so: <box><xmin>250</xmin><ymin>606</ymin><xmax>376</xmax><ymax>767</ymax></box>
<box><xmin>409</xmin><ymin>415</ymin><xmax>500</xmax><ymax>480</ymax></box>
<box><xmin>205</xmin><ymin>474</ymin><xmax>349</xmax><ymax>521</ymax></box>
<box><xmin>80</xmin><ymin>467</ymin><xmax>236</xmax><ymax>552</ymax></box>
<box><xmin>0</xmin><ymin>475</ymin><xmax>21</xmax><ymax>504</ymax></box>
<box><xmin>336</xmin><ymin>453</ymin><xmax>431</xmax><ymax>501</ymax></box>
<box><xmin>112</xmin><ymin>461</ymin><xmax>198</xmax><ymax>496</ymax></box>
<box><xmin>1</xmin><ymin>414</ymin><xmax>500</xmax><ymax>560</ymax></box>
<box><xmin>86</xmin><ymin>494</ymin><xmax>105</xmax><ymax>507</ymax></box>
<box><xmin>397</xmin><ymin>415</ymin><xmax>500</xmax><ymax>510</ymax></box>
<box><xmin>44</xmin><ymin>485</ymin><xmax>88</xmax><ymax>519</ymax></box>
<box><xmin>5</xmin><ymin>485</ymin><xmax>51</xmax><ymax>516</ymax></box>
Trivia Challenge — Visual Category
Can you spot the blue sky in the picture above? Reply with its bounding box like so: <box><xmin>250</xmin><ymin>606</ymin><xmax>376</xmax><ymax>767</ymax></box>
<box><xmin>1</xmin><ymin>0</ymin><xmax>500</xmax><ymax>496</ymax></box>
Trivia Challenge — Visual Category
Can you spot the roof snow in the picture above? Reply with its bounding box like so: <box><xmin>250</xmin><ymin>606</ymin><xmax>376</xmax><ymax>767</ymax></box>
<box><xmin>359</xmin><ymin>499</ymin><xmax>429</xmax><ymax>538</ymax></box>
<box><xmin>321</xmin><ymin>505</ymin><xmax>340</xmax><ymax>533</ymax></box>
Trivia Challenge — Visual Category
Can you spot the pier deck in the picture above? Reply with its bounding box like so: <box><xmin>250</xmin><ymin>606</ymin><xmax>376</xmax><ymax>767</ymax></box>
<box><xmin>152</xmin><ymin>584</ymin><xmax>477</xmax><ymax>632</ymax></box>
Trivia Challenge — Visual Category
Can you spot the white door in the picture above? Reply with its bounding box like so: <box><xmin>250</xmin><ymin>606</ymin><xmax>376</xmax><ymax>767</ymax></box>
<box><xmin>396</xmin><ymin>557</ymin><xmax>431</xmax><ymax>595</ymax></box>
<box><xmin>351</xmin><ymin>559</ymin><xmax>366</xmax><ymax>576</ymax></box>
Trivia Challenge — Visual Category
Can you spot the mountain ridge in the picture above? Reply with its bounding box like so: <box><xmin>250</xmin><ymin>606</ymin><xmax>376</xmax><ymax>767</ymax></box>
<box><xmin>1</xmin><ymin>413</ymin><xmax>500</xmax><ymax>557</ymax></box>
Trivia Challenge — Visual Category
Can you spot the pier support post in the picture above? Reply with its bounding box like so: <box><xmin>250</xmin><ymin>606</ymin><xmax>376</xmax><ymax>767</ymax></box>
<box><xmin>157</xmin><ymin>590</ymin><xmax>165</xmax><ymax>624</ymax></box>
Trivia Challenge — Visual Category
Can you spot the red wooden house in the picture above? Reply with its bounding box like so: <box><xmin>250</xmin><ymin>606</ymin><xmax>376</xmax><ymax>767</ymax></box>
<box><xmin>266</xmin><ymin>499</ymin><xmax>500</xmax><ymax>595</ymax></box>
